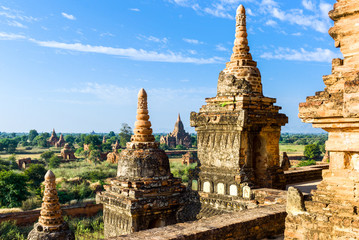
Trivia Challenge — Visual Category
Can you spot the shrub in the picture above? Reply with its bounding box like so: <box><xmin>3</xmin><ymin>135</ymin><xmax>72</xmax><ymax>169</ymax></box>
<box><xmin>0</xmin><ymin>221</ymin><xmax>26</xmax><ymax>240</ymax></box>
<box><xmin>304</xmin><ymin>144</ymin><xmax>321</xmax><ymax>160</ymax></box>
<box><xmin>40</xmin><ymin>151</ymin><xmax>54</xmax><ymax>162</ymax></box>
<box><xmin>0</xmin><ymin>171</ymin><xmax>29</xmax><ymax>208</ymax></box>
<box><xmin>48</xmin><ymin>156</ymin><xmax>61</xmax><ymax>169</ymax></box>
<box><xmin>297</xmin><ymin>159</ymin><xmax>317</xmax><ymax>167</ymax></box>
<box><xmin>21</xmin><ymin>196</ymin><xmax>41</xmax><ymax>210</ymax></box>
<box><xmin>175</xmin><ymin>144</ymin><xmax>186</xmax><ymax>150</ymax></box>
<box><xmin>24</xmin><ymin>164</ymin><xmax>47</xmax><ymax>190</ymax></box>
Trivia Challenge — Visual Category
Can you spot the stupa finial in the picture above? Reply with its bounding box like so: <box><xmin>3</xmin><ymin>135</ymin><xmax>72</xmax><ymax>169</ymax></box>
<box><xmin>129</xmin><ymin>88</ymin><xmax>156</xmax><ymax>147</ymax></box>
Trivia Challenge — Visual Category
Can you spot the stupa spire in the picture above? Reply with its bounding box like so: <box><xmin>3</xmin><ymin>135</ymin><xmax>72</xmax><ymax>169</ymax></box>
<box><xmin>38</xmin><ymin>170</ymin><xmax>63</xmax><ymax>231</ymax></box>
<box><xmin>28</xmin><ymin>170</ymin><xmax>74</xmax><ymax>239</ymax></box>
<box><xmin>218</xmin><ymin>4</ymin><xmax>263</xmax><ymax>96</ymax></box>
<box><xmin>127</xmin><ymin>88</ymin><xmax>157</xmax><ymax>149</ymax></box>
<box><xmin>231</xmin><ymin>4</ymin><xmax>252</xmax><ymax>61</ymax></box>
<box><xmin>177</xmin><ymin>113</ymin><xmax>181</xmax><ymax>122</ymax></box>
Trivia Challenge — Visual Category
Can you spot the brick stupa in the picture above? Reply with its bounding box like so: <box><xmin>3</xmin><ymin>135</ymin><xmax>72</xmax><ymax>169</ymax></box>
<box><xmin>97</xmin><ymin>88</ymin><xmax>186</xmax><ymax>238</ymax></box>
<box><xmin>285</xmin><ymin>0</ymin><xmax>359</xmax><ymax>239</ymax></box>
<box><xmin>190</xmin><ymin>4</ymin><xmax>288</xmax><ymax>213</ymax></box>
<box><xmin>48</xmin><ymin>129</ymin><xmax>59</xmax><ymax>146</ymax></box>
<box><xmin>55</xmin><ymin>134</ymin><xmax>65</xmax><ymax>148</ymax></box>
<box><xmin>27</xmin><ymin>170</ymin><xmax>74</xmax><ymax>240</ymax></box>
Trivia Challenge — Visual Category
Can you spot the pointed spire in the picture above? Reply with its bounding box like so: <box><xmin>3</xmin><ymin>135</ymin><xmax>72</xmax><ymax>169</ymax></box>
<box><xmin>131</xmin><ymin>88</ymin><xmax>155</xmax><ymax>143</ymax></box>
<box><xmin>232</xmin><ymin>4</ymin><xmax>251</xmax><ymax>62</ymax></box>
<box><xmin>102</xmin><ymin>135</ymin><xmax>106</xmax><ymax>144</ymax></box>
<box><xmin>59</xmin><ymin>134</ymin><xmax>64</xmax><ymax>141</ymax></box>
<box><xmin>219</xmin><ymin>4</ymin><xmax>263</xmax><ymax>96</ymax></box>
<box><xmin>38</xmin><ymin>170</ymin><xmax>63</xmax><ymax>232</ymax></box>
<box><xmin>177</xmin><ymin>113</ymin><xmax>181</xmax><ymax>122</ymax></box>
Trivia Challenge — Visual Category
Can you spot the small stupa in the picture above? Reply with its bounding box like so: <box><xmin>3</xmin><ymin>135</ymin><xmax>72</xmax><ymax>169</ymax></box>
<box><xmin>97</xmin><ymin>88</ymin><xmax>186</xmax><ymax>238</ymax></box>
<box><xmin>55</xmin><ymin>134</ymin><xmax>65</xmax><ymax>148</ymax></box>
<box><xmin>27</xmin><ymin>170</ymin><xmax>74</xmax><ymax>240</ymax></box>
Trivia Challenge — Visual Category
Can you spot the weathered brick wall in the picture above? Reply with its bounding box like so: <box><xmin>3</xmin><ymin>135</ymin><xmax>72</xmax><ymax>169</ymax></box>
<box><xmin>108</xmin><ymin>204</ymin><xmax>286</xmax><ymax>240</ymax></box>
<box><xmin>284</xmin><ymin>164</ymin><xmax>329</xmax><ymax>184</ymax></box>
<box><xmin>0</xmin><ymin>203</ymin><xmax>103</xmax><ymax>226</ymax></box>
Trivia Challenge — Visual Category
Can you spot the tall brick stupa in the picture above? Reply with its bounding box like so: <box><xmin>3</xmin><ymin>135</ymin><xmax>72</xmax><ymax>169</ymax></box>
<box><xmin>190</xmin><ymin>5</ymin><xmax>288</xmax><ymax>212</ymax></box>
<box><xmin>27</xmin><ymin>170</ymin><xmax>74</xmax><ymax>240</ymax></box>
<box><xmin>97</xmin><ymin>89</ymin><xmax>186</xmax><ymax>238</ymax></box>
<box><xmin>285</xmin><ymin>0</ymin><xmax>359</xmax><ymax>239</ymax></box>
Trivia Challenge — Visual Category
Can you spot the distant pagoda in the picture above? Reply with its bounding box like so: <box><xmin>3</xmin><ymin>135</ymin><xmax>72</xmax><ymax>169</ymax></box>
<box><xmin>160</xmin><ymin>113</ymin><xmax>192</xmax><ymax>148</ymax></box>
<box><xmin>48</xmin><ymin>129</ymin><xmax>59</xmax><ymax>146</ymax></box>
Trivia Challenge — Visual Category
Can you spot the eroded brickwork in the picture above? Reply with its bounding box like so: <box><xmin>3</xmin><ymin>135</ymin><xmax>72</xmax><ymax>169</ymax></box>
<box><xmin>190</xmin><ymin>5</ymin><xmax>287</xmax><ymax>213</ymax></box>
<box><xmin>97</xmin><ymin>89</ymin><xmax>186</xmax><ymax>238</ymax></box>
<box><xmin>27</xmin><ymin>170</ymin><xmax>74</xmax><ymax>240</ymax></box>
<box><xmin>285</xmin><ymin>0</ymin><xmax>359</xmax><ymax>239</ymax></box>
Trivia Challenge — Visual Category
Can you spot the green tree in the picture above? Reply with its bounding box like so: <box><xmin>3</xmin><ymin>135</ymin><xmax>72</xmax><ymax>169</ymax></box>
<box><xmin>41</xmin><ymin>132</ymin><xmax>50</xmax><ymax>139</ymax></box>
<box><xmin>175</xmin><ymin>144</ymin><xmax>186</xmax><ymax>150</ymax></box>
<box><xmin>84</xmin><ymin>135</ymin><xmax>101</xmax><ymax>150</ymax></box>
<box><xmin>48</xmin><ymin>156</ymin><xmax>61</xmax><ymax>168</ymax></box>
<box><xmin>40</xmin><ymin>151</ymin><xmax>54</xmax><ymax>162</ymax></box>
<box><xmin>102</xmin><ymin>143</ymin><xmax>112</xmax><ymax>152</ymax></box>
<box><xmin>119</xmin><ymin>123</ymin><xmax>132</xmax><ymax>147</ymax></box>
<box><xmin>24</xmin><ymin>164</ymin><xmax>47</xmax><ymax>190</ymax></box>
<box><xmin>0</xmin><ymin>171</ymin><xmax>29</xmax><ymax>208</ymax></box>
<box><xmin>28</xmin><ymin>129</ymin><xmax>39</xmax><ymax>142</ymax></box>
<box><xmin>32</xmin><ymin>135</ymin><xmax>48</xmax><ymax>148</ymax></box>
<box><xmin>64</xmin><ymin>135</ymin><xmax>75</xmax><ymax>144</ymax></box>
<box><xmin>304</xmin><ymin>144</ymin><xmax>321</xmax><ymax>160</ymax></box>
<box><xmin>88</xmin><ymin>150</ymin><xmax>101</xmax><ymax>165</ymax></box>
<box><xmin>159</xmin><ymin>144</ymin><xmax>169</xmax><ymax>150</ymax></box>
<box><xmin>108</xmin><ymin>131</ymin><xmax>115</xmax><ymax>137</ymax></box>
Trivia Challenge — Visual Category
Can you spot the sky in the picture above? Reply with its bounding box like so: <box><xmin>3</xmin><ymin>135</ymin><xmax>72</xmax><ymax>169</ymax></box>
<box><xmin>0</xmin><ymin>0</ymin><xmax>340</xmax><ymax>134</ymax></box>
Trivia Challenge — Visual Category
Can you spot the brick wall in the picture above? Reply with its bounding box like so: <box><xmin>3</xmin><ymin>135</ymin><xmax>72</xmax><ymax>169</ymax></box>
<box><xmin>284</xmin><ymin>164</ymin><xmax>329</xmax><ymax>184</ymax></box>
<box><xmin>0</xmin><ymin>203</ymin><xmax>103</xmax><ymax>226</ymax></box>
<box><xmin>108</xmin><ymin>204</ymin><xmax>286</xmax><ymax>240</ymax></box>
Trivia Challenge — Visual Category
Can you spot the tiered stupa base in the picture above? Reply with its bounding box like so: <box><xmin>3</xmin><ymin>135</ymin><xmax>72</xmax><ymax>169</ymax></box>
<box><xmin>27</xmin><ymin>222</ymin><xmax>74</xmax><ymax>240</ymax></box>
<box><xmin>97</xmin><ymin>175</ymin><xmax>186</xmax><ymax>238</ymax></box>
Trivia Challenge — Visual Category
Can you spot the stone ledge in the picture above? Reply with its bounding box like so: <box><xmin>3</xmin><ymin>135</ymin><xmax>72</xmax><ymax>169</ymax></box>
<box><xmin>108</xmin><ymin>204</ymin><xmax>286</xmax><ymax>240</ymax></box>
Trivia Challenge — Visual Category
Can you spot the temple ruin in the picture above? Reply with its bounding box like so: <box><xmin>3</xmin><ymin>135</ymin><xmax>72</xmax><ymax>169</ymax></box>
<box><xmin>60</xmin><ymin>143</ymin><xmax>76</xmax><ymax>160</ymax></box>
<box><xmin>47</xmin><ymin>129</ymin><xmax>59</xmax><ymax>146</ymax></box>
<box><xmin>97</xmin><ymin>89</ymin><xmax>186</xmax><ymax>238</ymax></box>
<box><xmin>190</xmin><ymin>4</ymin><xmax>288</xmax><ymax>213</ymax></box>
<box><xmin>27</xmin><ymin>170</ymin><xmax>74</xmax><ymax>240</ymax></box>
<box><xmin>106</xmin><ymin>140</ymin><xmax>121</xmax><ymax>164</ymax></box>
<box><xmin>55</xmin><ymin>134</ymin><xmax>65</xmax><ymax>148</ymax></box>
<box><xmin>285</xmin><ymin>0</ymin><xmax>359</xmax><ymax>238</ymax></box>
<box><xmin>160</xmin><ymin>114</ymin><xmax>192</xmax><ymax>148</ymax></box>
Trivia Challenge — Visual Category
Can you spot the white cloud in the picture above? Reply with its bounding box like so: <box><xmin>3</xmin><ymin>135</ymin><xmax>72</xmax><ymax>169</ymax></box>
<box><xmin>319</xmin><ymin>3</ymin><xmax>332</xmax><ymax>18</ymax></box>
<box><xmin>188</xmin><ymin>49</ymin><xmax>197</xmax><ymax>54</ymax></box>
<box><xmin>0</xmin><ymin>32</ymin><xmax>26</xmax><ymax>40</ymax></box>
<box><xmin>30</xmin><ymin>39</ymin><xmax>224</xmax><ymax>64</ymax></box>
<box><xmin>183</xmin><ymin>38</ymin><xmax>203</xmax><ymax>44</ymax></box>
<box><xmin>61</xmin><ymin>12</ymin><xmax>76</xmax><ymax>20</ymax></box>
<box><xmin>265</xmin><ymin>19</ymin><xmax>277</xmax><ymax>26</ymax></box>
<box><xmin>260</xmin><ymin>0</ymin><xmax>331</xmax><ymax>33</ymax></box>
<box><xmin>0</xmin><ymin>7</ymin><xmax>38</xmax><ymax>22</ymax></box>
<box><xmin>130</xmin><ymin>8</ymin><xmax>140</xmax><ymax>12</ymax></box>
<box><xmin>260</xmin><ymin>47</ymin><xmax>340</xmax><ymax>62</ymax></box>
<box><xmin>139</xmin><ymin>35</ymin><xmax>168</xmax><ymax>44</ymax></box>
<box><xmin>216</xmin><ymin>44</ymin><xmax>228</xmax><ymax>51</ymax></box>
<box><xmin>246</xmin><ymin>8</ymin><xmax>255</xmax><ymax>16</ymax></box>
<box><xmin>302</xmin><ymin>0</ymin><xmax>315</xmax><ymax>11</ymax></box>
<box><xmin>292</xmin><ymin>32</ymin><xmax>302</xmax><ymax>36</ymax></box>
<box><xmin>203</xmin><ymin>4</ymin><xmax>234</xmax><ymax>19</ymax></box>
<box><xmin>100</xmin><ymin>32</ymin><xmax>115</xmax><ymax>37</ymax></box>
<box><xmin>7</xmin><ymin>20</ymin><xmax>27</xmax><ymax>28</ymax></box>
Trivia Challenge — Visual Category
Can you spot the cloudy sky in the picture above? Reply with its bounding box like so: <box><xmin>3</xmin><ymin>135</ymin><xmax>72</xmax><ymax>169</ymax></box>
<box><xmin>0</xmin><ymin>0</ymin><xmax>339</xmax><ymax>133</ymax></box>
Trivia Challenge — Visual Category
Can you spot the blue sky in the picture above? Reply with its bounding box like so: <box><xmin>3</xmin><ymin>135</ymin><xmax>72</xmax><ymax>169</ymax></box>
<box><xmin>0</xmin><ymin>0</ymin><xmax>339</xmax><ymax>133</ymax></box>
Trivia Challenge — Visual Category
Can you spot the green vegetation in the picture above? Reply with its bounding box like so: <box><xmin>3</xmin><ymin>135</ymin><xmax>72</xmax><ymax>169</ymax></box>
<box><xmin>0</xmin><ymin>220</ymin><xmax>30</xmax><ymax>240</ymax></box>
<box><xmin>170</xmin><ymin>162</ymin><xmax>197</xmax><ymax>183</ymax></box>
<box><xmin>304</xmin><ymin>143</ymin><xmax>322</xmax><ymax>160</ymax></box>
<box><xmin>0</xmin><ymin>171</ymin><xmax>29</xmax><ymax>208</ymax></box>
<box><xmin>297</xmin><ymin>159</ymin><xmax>317</xmax><ymax>167</ymax></box>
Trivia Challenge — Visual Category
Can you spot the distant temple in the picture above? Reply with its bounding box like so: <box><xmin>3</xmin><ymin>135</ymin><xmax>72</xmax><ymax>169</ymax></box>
<box><xmin>55</xmin><ymin>134</ymin><xmax>66</xmax><ymax>148</ymax></box>
<box><xmin>48</xmin><ymin>129</ymin><xmax>59</xmax><ymax>146</ymax></box>
<box><xmin>160</xmin><ymin>114</ymin><xmax>192</xmax><ymax>148</ymax></box>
